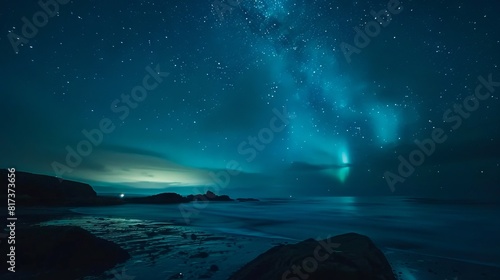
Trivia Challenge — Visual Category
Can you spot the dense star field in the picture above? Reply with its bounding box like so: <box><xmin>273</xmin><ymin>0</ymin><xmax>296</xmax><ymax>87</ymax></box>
<box><xmin>1</xmin><ymin>0</ymin><xmax>499</xmax><ymax>197</ymax></box>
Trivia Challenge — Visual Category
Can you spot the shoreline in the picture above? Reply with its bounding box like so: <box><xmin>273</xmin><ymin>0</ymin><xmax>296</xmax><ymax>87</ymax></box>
<box><xmin>3</xmin><ymin>203</ymin><xmax>500</xmax><ymax>279</ymax></box>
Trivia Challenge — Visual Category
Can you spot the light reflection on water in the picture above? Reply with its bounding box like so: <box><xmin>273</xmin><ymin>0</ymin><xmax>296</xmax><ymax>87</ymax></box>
<box><xmin>73</xmin><ymin>196</ymin><xmax>500</xmax><ymax>266</ymax></box>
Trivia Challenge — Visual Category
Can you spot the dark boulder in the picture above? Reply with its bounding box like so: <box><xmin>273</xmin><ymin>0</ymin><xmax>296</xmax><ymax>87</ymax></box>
<box><xmin>1</xmin><ymin>226</ymin><xmax>129</xmax><ymax>279</ymax></box>
<box><xmin>229</xmin><ymin>232</ymin><xmax>395</xmax><ymax>280</ymax></box>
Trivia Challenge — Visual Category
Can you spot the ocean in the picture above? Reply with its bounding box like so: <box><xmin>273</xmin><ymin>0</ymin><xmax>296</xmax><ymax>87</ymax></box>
<box><xmin>43</xmin><ymin>196</ymin><xmax>500</xmax><ymax>279</ymax></box>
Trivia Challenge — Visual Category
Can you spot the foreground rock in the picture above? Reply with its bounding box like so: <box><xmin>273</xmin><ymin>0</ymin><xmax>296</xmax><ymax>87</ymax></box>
<box><xmin>229</xmin><ymin>232</ymin><xmax>395</xmax><ymax>280</ymax></box>
<box><xmin>1</xmin><ymin>226</ymin><xmax>130</xmax><ymax>279</ymax></box>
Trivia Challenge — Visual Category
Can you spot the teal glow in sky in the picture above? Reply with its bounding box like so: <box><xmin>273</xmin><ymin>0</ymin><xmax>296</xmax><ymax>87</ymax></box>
<box><xmin>341</xmin><ymin>151</ymin><xmax>349</xmax><ymax>165</ymax></box>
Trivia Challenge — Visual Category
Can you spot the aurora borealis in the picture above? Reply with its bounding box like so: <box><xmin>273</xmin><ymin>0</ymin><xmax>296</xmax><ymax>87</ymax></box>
<box><xmin>1</xmin><ymin>0</ymin><xmax>499</xmax><ymax>197</ymax></box>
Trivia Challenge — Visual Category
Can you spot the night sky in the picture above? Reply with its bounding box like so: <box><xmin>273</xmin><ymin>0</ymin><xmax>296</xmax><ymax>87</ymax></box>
<box><xmin>1</xmin><ymin>0</ymin><xmax>499</xmax><ymax>198</ymax></box>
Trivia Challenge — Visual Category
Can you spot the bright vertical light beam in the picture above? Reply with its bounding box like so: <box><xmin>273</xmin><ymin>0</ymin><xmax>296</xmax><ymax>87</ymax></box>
<box><xmin>341</xmin><ymin>151</ymin><xmax>349</xmax><ymax>165</ymax></box>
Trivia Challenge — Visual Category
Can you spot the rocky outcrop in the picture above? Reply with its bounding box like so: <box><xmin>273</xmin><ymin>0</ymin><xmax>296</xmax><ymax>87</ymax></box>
<box><xmin>188</xmin><ymin>190</ymin><xmax>233</xmax><ymax>202</ymax></box>
<box><xmin>0</xmin><ymin>169</ymin><xmax>96</xmax><ymax>198</ymax></box>
<box><xmin>1</xmin><ymin>226</ymin><xmax>129</xmax><ymax>279</ymax></box>
<box><xmin>0</xmin><ymin>169</ymin><xmax>252</xmax><ymax>206</ymax></box>
<box><xmin>229</xmin><ymin>232</ymin><xmax>395</xmax><ymax>280</ymax></box>
<box><xmin>127</xmin><ymin>192</ymin><xmax>190</xmax><ymax>204</ymax></box>
<box><xmin>128</xmin><ymin>191</ymin><xmax>234</xmax><ymax>204</ymax></box>
<box><xmin>0</xmin><ymin>169</ymin><xmax>103</xmax><ymax>206</ymax></box>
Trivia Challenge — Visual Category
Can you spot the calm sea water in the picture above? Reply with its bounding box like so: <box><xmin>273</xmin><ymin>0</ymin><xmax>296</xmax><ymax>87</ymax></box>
<box><xmin>74</xmin><ymin>196</ymin><xmax>500</xmax><ymax>267</ymax></box>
